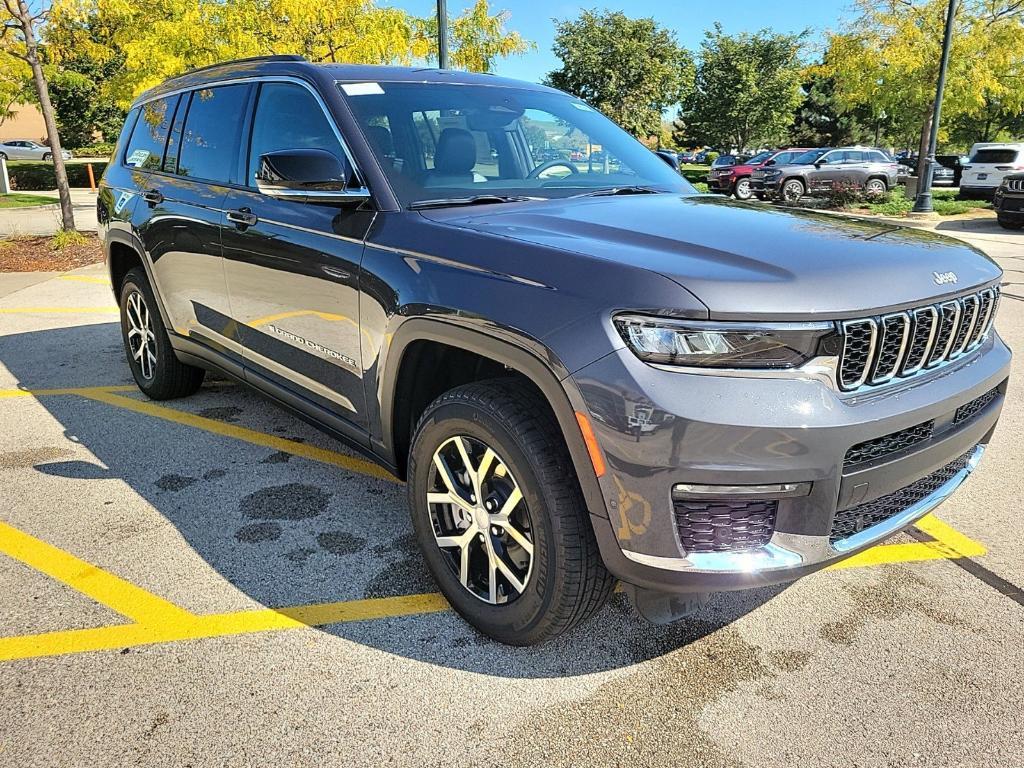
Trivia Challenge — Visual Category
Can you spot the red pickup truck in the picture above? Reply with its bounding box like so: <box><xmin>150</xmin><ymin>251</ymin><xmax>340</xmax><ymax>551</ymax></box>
<box><xmin>708</xmin><ymin>148</ymin><xmax>813</xmax><ymax>200</ymax></box>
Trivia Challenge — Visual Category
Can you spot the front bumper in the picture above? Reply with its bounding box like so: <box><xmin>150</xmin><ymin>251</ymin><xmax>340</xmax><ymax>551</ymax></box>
<box><xmin>573</xmin><ymin>333</ymin><xmax>1010</xmax><ymax>594</ymax></box>
<box><xmin>707</xmin><ymin>175</ymin><xmax>735</xmax><ymax>192</ymax></box>
<box><xmin>995</xmin><ymin>193</ymin><xmax>1024</xmax><ymax>220</ymax></box>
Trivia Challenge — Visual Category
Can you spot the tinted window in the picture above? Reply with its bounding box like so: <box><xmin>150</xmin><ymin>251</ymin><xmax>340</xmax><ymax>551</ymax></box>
<box><xmin>248</xmin><ymin>83</ymin><xmax>344</xmax><ymax>186</ymax></box>
<box><xmin>867</xmin><ymin>151</ymin><xmax>889</xmax><ymax>162</ymax></box>
<box><xmin>841</xmin><ymin>151</ymin><xmax>864</xmax><ymax>162</ymax></box>
<box><xmin>162</xmin><ymin>97</ymin><xmax>186</xmax><ymax>173</ymax></box>
<box><xmin>124</xmin><ymin>95</ymin><xmax>178</xmax><ymax>170</ymax></box>
<box><xmin>176</xmin><ymin>85</ymin><xmax>250</xmax><ymax>183</ymax></box>
<box><xmin>793</xmin><ymin>149</ymin><xmax>828</xmax><ymax>164</ymax></box>
<box><xmin>970</xmin><ymin>149</ymin><xmax>1019</xmax><ymax>164</ymax></box>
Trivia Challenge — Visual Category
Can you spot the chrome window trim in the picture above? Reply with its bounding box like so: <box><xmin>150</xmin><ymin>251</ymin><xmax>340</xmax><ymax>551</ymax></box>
<box><xmin>870</xmin><ymin>311</ymin><xmax>910</xmax><ymax>384</ymax></box>
<box><xmin>130</xmin><ymin>75</ymin><xmax>369</xmax><ymax>195</ymax></box>
<box><xmin>901</xmin><ymin>305</ymin><xmax>938</xmax><ymax>376</ymax></box>
<box><xmin>839</xmin><ymin>318</ymin><xmax>878</xmax><ymax>390</ymax></box>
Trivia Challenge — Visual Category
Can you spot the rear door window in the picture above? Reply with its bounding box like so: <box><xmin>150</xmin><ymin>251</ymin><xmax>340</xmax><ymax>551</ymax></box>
<box><xmin>176</xmin><ymin>85</ymin><xmax>251</xmax><ymax>183</ymax></box>
<box><xmin>124</xmin><ymin>95</ymin><xmax>179</xmax><ymax>170</ymax></box>
<box><xmin>970</xmin><ymin>149</ymin><xmax>1019</xmax><ymax>164</ymax></box>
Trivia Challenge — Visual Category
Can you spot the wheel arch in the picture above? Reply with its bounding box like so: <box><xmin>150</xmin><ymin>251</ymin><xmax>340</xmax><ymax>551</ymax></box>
<box><xmin>379</xmin><ymin>318</ymin><xmax>610</xmax><ymax>520</ymax></box>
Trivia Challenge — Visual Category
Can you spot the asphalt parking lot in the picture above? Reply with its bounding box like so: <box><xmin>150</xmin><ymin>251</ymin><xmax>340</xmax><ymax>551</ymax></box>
<box><xmin>1</xmin><ymin>219</ymin><xmax>1023</xmax><ymax>767</ymax></box>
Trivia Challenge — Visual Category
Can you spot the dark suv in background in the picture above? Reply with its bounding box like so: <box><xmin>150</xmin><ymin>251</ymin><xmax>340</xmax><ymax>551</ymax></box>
<box><xmin>761</xmin><ymin>147</ymin><xmax>901</xmax><ymax>201</ymax></box>
<box><xmin>100</xmin><ymin>56</ymin><xmax>1008</xmax><ymax>645</ymax></box>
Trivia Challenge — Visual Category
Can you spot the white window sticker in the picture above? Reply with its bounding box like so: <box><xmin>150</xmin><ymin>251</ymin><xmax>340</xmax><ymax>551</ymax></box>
<box><xmin>341</xmin><ymin>82</ymin><xmax>385</xmax><ymax>96</ymax></box>
<box><xmin>126</xmin><ymin>149</ymin><xmax>150</xmax><ymax>167</ymax></box>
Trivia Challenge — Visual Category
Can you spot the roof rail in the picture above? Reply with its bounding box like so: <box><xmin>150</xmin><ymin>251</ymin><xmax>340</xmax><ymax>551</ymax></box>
<box><xmin>171</xmin><ymin>54</ymin><xmax>307</xmax><ymax>81</ymax></box>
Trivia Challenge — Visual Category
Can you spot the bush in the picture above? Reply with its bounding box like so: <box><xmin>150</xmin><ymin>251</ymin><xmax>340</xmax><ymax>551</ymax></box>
<box><xmin>51</xmin><ymin>229</ymin><xmax>89</xmax><ymax>250</ymax></box>
<box><xmin>72</xmin><ymin>142</ymin><xmax>116</xmax><ymax>158</ymax></box>
<box><xmin>704</xmin><ymin>151</ymin><xmax>720</xmax><ymax>165</ymax></box>
<box><xmin>681</xmin><ymin>168</ymin><xmax>708</xmax><ymax>184</ymax></box>
<box><xmin>692</xmin><ymin>181</ymin><xmax>709</xmax><ymax>193</ymax></box>
<box><xmin>7</xmin><ymin>160</ymin><xmax>108</xmax><ymax>190</ymax></box>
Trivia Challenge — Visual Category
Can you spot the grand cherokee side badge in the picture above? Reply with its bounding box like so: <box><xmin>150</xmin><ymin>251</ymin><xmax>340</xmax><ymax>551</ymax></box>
<box><xmin>933</xmin><ymin>271</ymin><xmax>958</xmax><ymax>285</ymax></box>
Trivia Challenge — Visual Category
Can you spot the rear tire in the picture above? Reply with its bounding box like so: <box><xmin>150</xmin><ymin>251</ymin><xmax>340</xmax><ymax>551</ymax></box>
<box><xmin>0</xmin><ymin>152</ymin><xmax>6</xmax><ymax>161</ymax></box>
<box><xmin>42</xmin><ymin>152</ymin><xmax>52</xmax><ymax>161</ymax></box>
<box><xmin>998</xmin><ymin>215</ymin><xmax>1024</xmax><ymax>230</ymax></box>
<box><xmin>119</xmin><ymin>267</ymin><xmax>204</xmax><ymax>400</ymax></box>
<box><xmin>408</xmin><ymin>379</ymin><xmax>615</xmax><ymax>645</ymax></box>
<box><xmin>865</xmin><ymin>177</ymin><xmax>887</xmax><ymax>197</ymax></box>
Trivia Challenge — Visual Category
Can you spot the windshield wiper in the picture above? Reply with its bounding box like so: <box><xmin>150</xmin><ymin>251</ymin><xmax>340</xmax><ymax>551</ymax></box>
<box><xmin>569</xmin><ymin>185</ymin><xmax>664</xmax><ymax>198</ymax></box>
<box><xmin>408</xmin><ymin>194</ymin><xmax>540</xmax><ymax>210</ymax></box>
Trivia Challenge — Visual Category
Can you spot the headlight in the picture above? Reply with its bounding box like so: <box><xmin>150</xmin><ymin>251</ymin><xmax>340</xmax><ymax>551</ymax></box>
<box><xmin>614</xmin><ymin>315</ymin><xmax>835</xmax><ymax>369</ymax></box>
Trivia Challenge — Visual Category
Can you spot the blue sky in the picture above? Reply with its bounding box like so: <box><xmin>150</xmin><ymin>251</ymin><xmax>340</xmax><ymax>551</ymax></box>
<box><xmin>389</xmin><ymin>0</ymin><xmax>852</xmax><ymax>82</ymax></box>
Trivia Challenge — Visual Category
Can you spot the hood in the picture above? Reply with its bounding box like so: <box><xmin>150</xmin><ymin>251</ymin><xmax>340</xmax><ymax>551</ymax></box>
<box><xmin>421</xmin><ymin>194</ymin><xmax>1001</xmax><ymax>320</ymax></box>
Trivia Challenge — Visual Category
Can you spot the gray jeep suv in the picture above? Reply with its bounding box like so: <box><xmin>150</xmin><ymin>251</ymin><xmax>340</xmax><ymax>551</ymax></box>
<box><xmin>99</xmin><ymin>57</ymin><xmax>1008</xmax><ymax>645</ymax></box>
<box><xmin>762</xmin><ymin>147</ymin><xmax>902</xmax><ymax>202</ymax></box>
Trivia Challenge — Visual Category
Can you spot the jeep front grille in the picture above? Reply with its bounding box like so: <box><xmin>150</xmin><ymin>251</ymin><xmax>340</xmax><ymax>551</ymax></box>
<box><xmin>1007</xmin><ymin>178</ymin><xmax>1024</xmax><ymax>193</ymax></box>
<box><xmin>837</xmin><ymin>287</ymin><xmax>999</xmax><ymax>391</ymax></box>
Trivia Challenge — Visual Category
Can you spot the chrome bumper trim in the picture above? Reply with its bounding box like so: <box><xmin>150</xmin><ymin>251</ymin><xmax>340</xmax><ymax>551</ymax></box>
<box><xmin>621</xmin><ymin>445</ymin><xmax>985</xmax><ymax>574</ymax></box>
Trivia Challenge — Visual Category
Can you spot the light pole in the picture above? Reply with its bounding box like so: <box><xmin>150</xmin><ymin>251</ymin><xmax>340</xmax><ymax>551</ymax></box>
<box><xmin>437</xmin><ymin>0</ymin><xmax>450</xmax><ymax>69</ymax></box>
<box><xmin>913</xmin><ymin>0</ymin><xmax>958</xmax><ymax>213</ymax></box>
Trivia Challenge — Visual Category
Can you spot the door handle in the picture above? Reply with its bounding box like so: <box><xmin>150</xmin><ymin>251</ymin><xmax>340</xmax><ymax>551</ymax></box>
<box><xmin>142</xmin><ymin>189</ymin><xmax>163</xmax><ymax>205</ymax></box>
<box><xmin>226</xmin><ymin>208</ymin><xmax>258</xmax><ymax>228</ymax></box>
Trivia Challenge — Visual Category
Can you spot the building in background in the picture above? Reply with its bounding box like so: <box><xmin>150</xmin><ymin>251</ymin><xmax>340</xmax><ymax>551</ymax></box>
<box><xmin>0</xmin><ymin>103</ymin><xmax>46</xmax><ymax>143</ymax></box>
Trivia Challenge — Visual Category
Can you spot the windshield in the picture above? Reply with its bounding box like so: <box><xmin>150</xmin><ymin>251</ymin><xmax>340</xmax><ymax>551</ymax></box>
<box><xmin>340</xmin><ymin>82</ymin><xmax>693</xmax><ymax>206</ymax></box>
<box><xmin>791</xmin><ymin>149</ymin><xmax>828</xmax><ymax>165</ymax></box>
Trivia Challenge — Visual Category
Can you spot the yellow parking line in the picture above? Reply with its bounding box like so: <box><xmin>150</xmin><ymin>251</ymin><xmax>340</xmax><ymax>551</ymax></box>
<box><xmin>80</xmin><ymin>388</ymin><xmax>399</xmax><ymax>483</ymax></box>
<box><xmin>0</xmin><ymin>385</ymin><xmax>137</xmax><ymax>399</ymax></box>
<box><xmin>0</xmin><ymin>593</ymin><xmax>450</xmax><ymax>663</ymax></box>
<box><xmin>57</xmin><ymin>275</ymin><xmax>111</xmax><ymax>285</ymax></box>
<box><xmin>828</xmin><ymin>514</ymin><xmax>986</xmax><ymax>569</ymax></box>
<box><xmin>0</xmin><ymin>306</ymin><xmax>117</xmax><ymax>314</ymax></box>
<box><xmin>0</xmin><ymin>520</ymin><xmax>195</xmax><ymax>626</ymax></box>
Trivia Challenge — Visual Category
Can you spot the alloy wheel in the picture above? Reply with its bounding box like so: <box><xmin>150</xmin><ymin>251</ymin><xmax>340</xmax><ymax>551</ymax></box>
<box><xmin>735</xmin><ymin>178</ymin><xmax>751</xmax><ymax>199</ymax></box>
<box><xmin>426</xmin><ymin>435</ymin><xmax>534</xmax><ymax>604</ymax></box>
<box><xmin>866</xmin><ymin>179</ymin><xmax>886</xmax><ymax>196</ymax></box>
<box><xmin>125</xmin><ymin>290</ymin><xmax>157</xmax><ymax>380</ymax></box>
<box><xmin>782</xmin><ymin>180</ymin><xmax>804</xmax><ymax>202</ymax></box>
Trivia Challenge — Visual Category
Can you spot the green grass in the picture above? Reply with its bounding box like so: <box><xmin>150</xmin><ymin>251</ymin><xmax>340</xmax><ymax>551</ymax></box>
<box><xmin>854</xmin><ymin>187</ymin><xmax>993</xmax><ymax>217</ymax></box>
<box><xmin>0</xmin><ymin>193</ymin><xmax>60</xmax><ymax>208</ymax></box>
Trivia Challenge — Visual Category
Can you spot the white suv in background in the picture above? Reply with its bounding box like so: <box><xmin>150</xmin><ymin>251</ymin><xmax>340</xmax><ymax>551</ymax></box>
<box><xmin>960</xmin><ymin>142</ymin><xmax>1024</xmax><ymax>198</ymax></box>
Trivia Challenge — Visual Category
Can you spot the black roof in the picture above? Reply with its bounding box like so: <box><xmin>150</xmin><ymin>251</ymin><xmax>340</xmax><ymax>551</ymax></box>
<box><xmin>132</xmin><ymin>55</ymin><xmax>554</xmax><ymax>107</ymax></box>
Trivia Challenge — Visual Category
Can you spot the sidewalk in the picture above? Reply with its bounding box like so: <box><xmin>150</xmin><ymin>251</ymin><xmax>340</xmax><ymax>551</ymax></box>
<box><xmin>0</xmin><ymin>189</ymin><xmax>98</xmax><ymax>235</ymax></box>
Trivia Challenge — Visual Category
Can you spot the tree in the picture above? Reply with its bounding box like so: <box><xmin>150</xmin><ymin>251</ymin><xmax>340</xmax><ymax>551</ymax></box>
<box><xmin>1</xmin><ymin>0</ymin><xmax>75</xmax><ymax>230</ymax></box>
<box><xmin>676</xmin><ymin>24</ymin><xmax>805</xmax><ymax>152</ymax></box>
<box><xmin>788</xmin><ymin>72</ymin><xmax>877</xmax><ymax>147</ymax></box>
<box><xmin>0</xmin><ymin>55</ymin><xmax>30</xmax><ymax>126</ymax></box>
<box><xmin>545</xmin><ymin>10</ymin><xmax>692</xmax><ymax>141</ymax></box>
<box><xmin>817</xmin><ymin>0</ymin><xmax>1024</xmax><ymax>177</ymax></box>
<box><xmin>48</xmin><ymin>0</ymin><xmax>531</xmax><ymax>106</ymax></box>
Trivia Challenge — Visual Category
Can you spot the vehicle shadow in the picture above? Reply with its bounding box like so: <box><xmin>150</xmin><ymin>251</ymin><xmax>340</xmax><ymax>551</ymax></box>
<box><xmin>1</xmin><ymin>321</ymin><xmax>786</xmax><ymax>677</ymax></box>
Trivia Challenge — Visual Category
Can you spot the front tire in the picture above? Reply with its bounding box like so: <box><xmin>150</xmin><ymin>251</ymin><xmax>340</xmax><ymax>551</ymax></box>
<box><xmin>781</xmin><ymin>178</ymin><xmax>805</xmax><ymax>202</ymax></box>
<box><xmin>408</xmin><ymin>379</ymin><xmax>615</xmax><ymax>645</ymax></box>
<box><xmin>734</xmin><ymin>177</ymin><xmax>752</xmax><ymax>200</ymax></box>
<box><xmin>998</xmin><ymin>215</ymin><xmax>1024</xmax><ymax>230</ymax></box>
<box><xmin>119</xmin><ymin>267</ymin><xmax>204</xmax><ymax>399</ymax></box>
<box><xmin>42</xmin><ymin>152</ymin><xmax>52</xmax><ymax>161</ymax></box>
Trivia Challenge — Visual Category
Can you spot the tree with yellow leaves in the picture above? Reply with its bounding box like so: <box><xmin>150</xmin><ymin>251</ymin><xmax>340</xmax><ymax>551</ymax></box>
<box><xmin>46</xmin><ymin>0</ymin><xmax>531</xmax><ymax>106</ymax></box>
<box><xmin>817</xmin><ymin>0</ymin><xmax>1024</xmax><ymax>176</ymax></box>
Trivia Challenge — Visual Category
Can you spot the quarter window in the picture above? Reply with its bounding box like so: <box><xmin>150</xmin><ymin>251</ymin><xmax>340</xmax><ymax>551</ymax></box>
<box><xmin>248</xmin><ymin>83</ymin><xmax>344</xmax><ymax>186</ymax></box>
<box><xmin>177</xmin><ymin>85</ymin><xmax>250</xmax><ymax>183</ymax></box>
<box><xmin>124</xmin><ymin>95</ymin><xmax>179</xmax><ymax>170</ymax></box>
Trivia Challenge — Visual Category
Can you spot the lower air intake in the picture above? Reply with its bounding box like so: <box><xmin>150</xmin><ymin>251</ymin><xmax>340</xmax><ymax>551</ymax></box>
<box><xmin>673</xmin><ymin>499</ymin><xmax>778</xmax><ymax>553</ymax></box>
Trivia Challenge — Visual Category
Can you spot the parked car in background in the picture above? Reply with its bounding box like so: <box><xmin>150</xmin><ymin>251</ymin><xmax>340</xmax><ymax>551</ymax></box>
<box><xmin>960</xmin><ymin>143</ymin><xmax>1024</xmax><ymax>199</ymax></box>
<box><xmin>0</xmin><ymin>140</ymin><xmax>73</xmax><ymax>161</ymax></box>
<box><xmin>760</xmin><ymin>147</ymin><xmax>901</xmax><ymax>202</ymax></box>
<box><xmin>678</xmin><ymin>151</ymin><xmax>697</xmax><ymax>163</ymax></box>
<box><xmin>936</xmin><ymin>154</ymin><xmax>967</xmax><ymax>186</ymax></box>
<box><xmin>993</xmin><ymin>173</ymin><xmax>1024</xmax><ymax>230</ymax></box>
<box><xmin>931</xmin><ymin>164</ymin><xmax>956</xmax><ymax>186</ymax></box>
<box><xmin>732</xmin><ymin>148</ymin><xmax>815</xmax><ymax>199</ymax></box>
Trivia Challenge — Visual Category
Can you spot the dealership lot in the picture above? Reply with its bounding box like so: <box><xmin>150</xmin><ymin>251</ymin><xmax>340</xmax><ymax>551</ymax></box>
<box><xmin>1</xmin><ymin>223</ymin><xmax>1023</xmax><ymax>767</ymax></box>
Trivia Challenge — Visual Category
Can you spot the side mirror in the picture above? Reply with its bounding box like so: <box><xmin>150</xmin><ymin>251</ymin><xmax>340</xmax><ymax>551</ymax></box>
<box><xmin>655</xmin><ymin>149</ymin><xmax>680</xmax><ymax>171</ymax></box>
<box><xmin>256</xmin><ymin>148</ymin><xmax>370</xmax><ymax>204</ymax></box>
<box><xmin>765</xmin><ymin>159</ymin><xmax>776</xmax><ymax>166</ymax></box>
